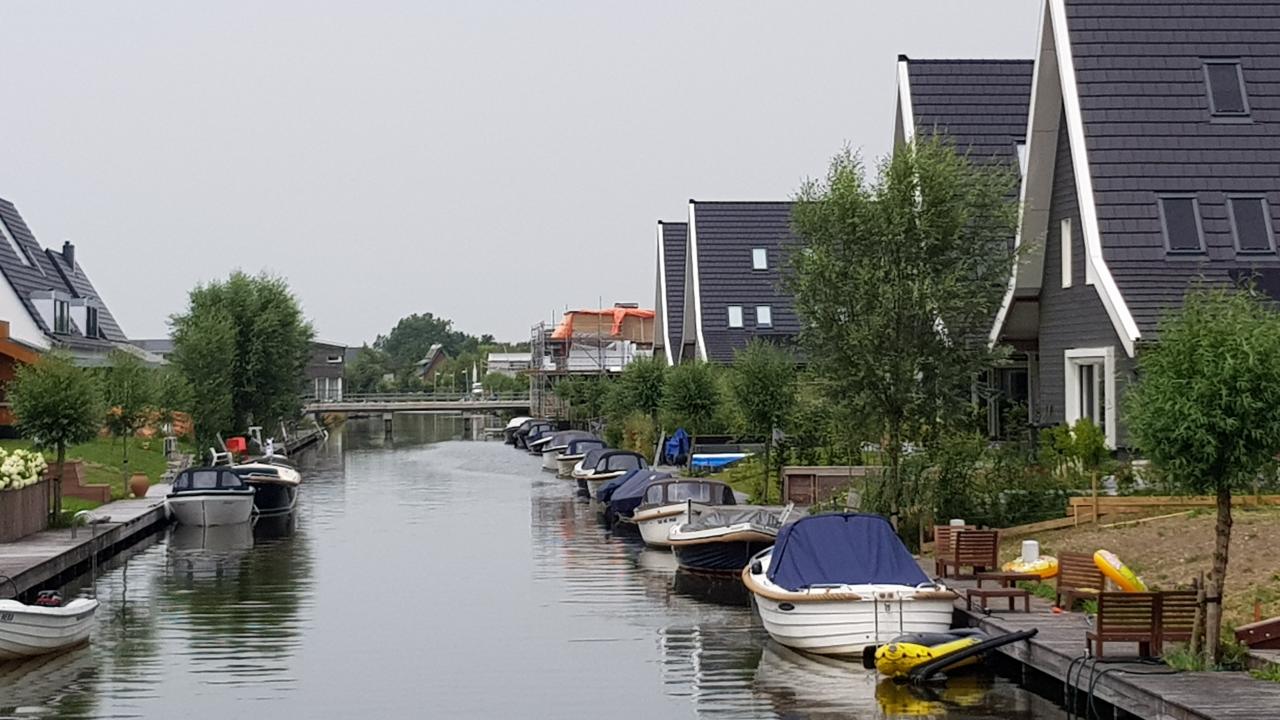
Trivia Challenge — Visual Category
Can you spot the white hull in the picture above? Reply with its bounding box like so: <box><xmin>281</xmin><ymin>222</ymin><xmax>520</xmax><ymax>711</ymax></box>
<box><xmin>0</xmin><ymin>599</ymin><xmax>99</xmax><ymax>660</ymax></box>
<box><xmin>557</xmin><ymin>455</ymin><xmax>584</xmax><ymax>478</ymax></box>
<box><xmin>583</xmin><ymin>470</ymin><xmax>629</xmax><ymax>495</ymax></box>
<box><xmin>743</xmin><ymin>551</ymin><xmax>955</xmax><ymax>656</ymax></box>
<box><xmin>634</xmin><ymin>502</ymin><xmax>710</xmax><ymax>548</ymax></box>
<box><xmin>541</xmin><ymin>450</ymin><xmax>560</xmax><ymax>471</ymax></box>
<box><xmin>167</xmin><ymin>494</ymin><xmax>255</xmax><ymax>527</ymax></box>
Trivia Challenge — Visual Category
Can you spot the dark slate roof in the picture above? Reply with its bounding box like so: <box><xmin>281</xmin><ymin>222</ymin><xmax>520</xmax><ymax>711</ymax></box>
<box><xmin>659</xmin><ymin>221</ymin><xmax>687</xmax><ymax>356</ymax></box>
<box><xmin>691</xmin><ymin>201</ymin><xmax>799</xmax><ymax>363</ymax></box>
<box><xmin>906</xmin><ymin>58</ymin><xmax>1033</xmax><ymax>168</ymax></box>
<box><xmin>1064</xmin><ymin>0</ymin><xmax>1280</xmax><ymax>336</ymax></box>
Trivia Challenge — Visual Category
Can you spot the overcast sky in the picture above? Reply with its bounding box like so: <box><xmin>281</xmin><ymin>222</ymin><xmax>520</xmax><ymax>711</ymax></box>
<box><xmin>0</xmin><ymin>1</ymin><xmax>1038</xmax><ymax>345</ymax></box>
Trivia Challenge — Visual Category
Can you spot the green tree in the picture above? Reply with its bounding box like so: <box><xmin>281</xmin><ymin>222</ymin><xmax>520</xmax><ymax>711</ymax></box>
<box><xmin>9</xmin><ymin>351</ymin><xmax>103</xmax><ymax>518</ymax></box>
<box><xmin>1126</xmin><ymin>286</ymin><xmax>1280</xmax><ymax>663</ymax></box>
<box><xmin>374</xmin><ymin>313</ymin><xmax>470</xmax><ymax>372</ymax></box>
<box><xmin>727</xmin><ymin>340</ymin><xmax>797</xmax><ymax>502</ymax></box>
<box><xmin>606</xmin><ymin>356</ymin><xmax>667</xmax><ymax>425</ymax></box>
<box><xmin>170</xmin><ymin>272</ymin><xmax>313</xmax><ymax>447</ymax></box>
<box><xmin>790</xmin><ymin>139</ymin><xmax>1018</xmax><ymax>522</ymax></box>
<box><xmin>346</xmin><ymin>345</ymin><xmax>391</xmax><ymax>394</ymax></box>
<box><xmin>662</xmin><ymin>361</ymin><xmax>722</xmax><ymax>455</ymax></box>
<box><xmin>99</xmin><ymin>349</ymin><xmax>158</xmax><ymax>470</ymax></box>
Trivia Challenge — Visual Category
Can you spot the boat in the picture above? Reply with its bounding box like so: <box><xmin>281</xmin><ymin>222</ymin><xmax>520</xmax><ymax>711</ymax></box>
<box><xmin>233</xmin><ymin>460</ymin><xmax>301</xmax><ymax>515</ymax></box>
<box><xmin>503</xmin><ymin>416</ymin><xmax>532</xmax><ymax>445</ymax></box>
<box><xmin>556</xmin><ymin>438</ymin><xmax>606</xmax><ymax>478</ymax></box>
<box><xmin>667</xmin><ymin>504</ymin><xmax>794</xmax><ymax>573</ymax></box>
<box><xmin>513</xmin><ymin>419</ymin><xmax>551</xmax><ymax>450</ymax></box>
<box><xmin>602</xmin><ymin>469</ymin><xmax>672</xmax><ymax>522</ymax></box>
<box><xmin>632</xmin><ymin>478</ymin><xmax>737</xmax><ymax>548</ymax></box>
<box><xmin>525</xmin><ymin>426</ymin><xmax>557</xmax><ymax>455</ymax></box>
<box><xmin>539</xmin><ymin>430</ymin><xmax>596</xmax><ymax>472</ymax></box>
<box><xmin>166</xmin><ymin>467</ymin><xmax>256</xmax><ymax>527</ymax></box>
<box><xmin>741</xmin><ymin>513</ymin><xmax>956</xmax><ymax>656</ymax></box>
<box><xmin>0</xmin><ymin>578</ymin><xmax>99</xmax><ymax>661</ymax></box>
<box><xmin>690</xmin><ymin>452</ymin><xmax>751</xmax><ymax>472</ymax></box>
<box><xmin>574</xmin><ymin>449</ymin><xmax>648</xmax><ymax>495</ymax></box>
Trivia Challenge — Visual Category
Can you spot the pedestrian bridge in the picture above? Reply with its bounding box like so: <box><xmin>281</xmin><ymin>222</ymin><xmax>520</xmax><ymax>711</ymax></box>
<box><xmin>303</xmin><ymin>392</ymin><xmax>532</xmax><ymax>414</ymax></box>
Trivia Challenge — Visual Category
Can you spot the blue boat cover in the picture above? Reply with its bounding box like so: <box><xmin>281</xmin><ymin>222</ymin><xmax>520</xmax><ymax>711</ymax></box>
<box><xmin>606</xmin><ymin>469</ymin><xmax>672</xmax><ymax>516</ymax></box>
<box><xmin>663</xmin><ymin>428</ymin><xmax>690</xmax><ymax>465</ymax></box>
<box><xmin>596</xmin><ymin>468</ymin><xmax>643</xmax><ymax>503</ymax></box>
<box><xmin>766</xmin><ymin>513</ymin><xmax>928</xmax><ymax>591</ymax></box>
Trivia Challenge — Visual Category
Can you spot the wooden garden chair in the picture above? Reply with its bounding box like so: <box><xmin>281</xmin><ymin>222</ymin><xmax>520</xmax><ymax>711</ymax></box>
<box><xmin>1055</xmin><ymin>552</ymin><xmax>1104</xmax><ymax>609</ymax></box>
<box><xmin>932</xmin><ymin>524</ymin><xmax>974</xmax><ymax>577</ymax></box>
<box><xmin>1156</xmin><ymin>590</ymin><xmax>1199</xmax><ymax>655</ymax></box>
<box><xmin>1086</xmin><ymin>592</ymin><xmax>1160</xmax><ymax>658</ymax></box>
<box><xmin>938</xmin><ymin>529</ymin><xmax>999</xmax><ymax>578</ymax></box>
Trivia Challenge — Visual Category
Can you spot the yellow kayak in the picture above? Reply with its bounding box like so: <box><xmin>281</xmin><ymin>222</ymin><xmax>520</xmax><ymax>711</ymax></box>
<box><xmin>874</xmin><ymin>630</ymin><xmax>988</xmax><ymax>678</ymax></box>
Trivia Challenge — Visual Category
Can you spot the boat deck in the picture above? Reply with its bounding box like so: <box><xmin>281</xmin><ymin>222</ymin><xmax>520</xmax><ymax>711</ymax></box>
<box><xmin>932</xmin><ymin>564</ymin><xmax>1280</xmax><ymax>719</ymax></box>
<box><xmin>0</xmin><ymin>495</ymin><xmax>168</xmax><ymax>596</ymax></box>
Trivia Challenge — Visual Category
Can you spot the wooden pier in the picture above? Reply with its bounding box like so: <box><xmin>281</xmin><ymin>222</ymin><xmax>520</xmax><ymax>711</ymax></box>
<box><xmin>936</xmin><ymin>569</ymin><xmax>1280</xmax><ymax>719</ymax></box>
<box><xmin>0</xmin><ymin>495</ymin><xmax>168</xmax><ymax>596</ymax></box>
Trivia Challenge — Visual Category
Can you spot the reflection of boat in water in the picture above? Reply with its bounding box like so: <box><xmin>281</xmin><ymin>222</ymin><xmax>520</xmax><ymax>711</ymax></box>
<box><xmin>634</xmin><ymin>547</ymin><xmax>679</xmax><ymax>574</ymax></box>
<box><xmin>167</xmin><ymin>523</ymin><xmax>254</xmax><ymax>582</ymax></box>
<box><xmin>0</xmin><ymin>646</ymin><xmax>95</xmax><ymax>712</ymax></box>
<box><xmin>253</xmin><ymin>512</ymin><xmax>297</xmax><ymax>540</ymax></box>
<box><xmin>754</xmin><ymin>641</ymin><xmax>990</xmax><ymax>718</ymax></box>
<box><xmin>672</xmin><ymin>569</ymin><xmax>751</xmax><ymax>607</ymax></box>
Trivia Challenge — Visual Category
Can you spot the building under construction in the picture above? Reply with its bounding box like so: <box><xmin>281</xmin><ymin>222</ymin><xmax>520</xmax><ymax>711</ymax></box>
<box><xmin>528</xmin><ymin>305</ymin><xmax>655</xmax><ymax>418</ymax></box>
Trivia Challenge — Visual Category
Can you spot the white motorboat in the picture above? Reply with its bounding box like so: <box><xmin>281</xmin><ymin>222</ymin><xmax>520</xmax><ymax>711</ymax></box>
<box><xmin>631</xmin><ymin>479</ymin><xmax>737</xmax><ymax>548</ymax></box>
<box><xmin>234</xmin><ymin>459</ymin><xmax>302</xmax><ymax>515</ymax></box>
<box><xmin>741</xmin><ymin>513</ymin><xmax>956</xmax><ymax>656</ymax></box>
<box><xmin>503</xmin><ymin>416</ymin><xmax>532</xmax><ymax>445</ymax></box>
<box><xmin>0</xmin><ymin>580</ymin><xmax>99</xmax><ymax>660</ymax></box>
<box><xmin>538</xmin><ymin>431</ymin><xmax>597</xmax><ymax>472</ymax></box>
<box><xmin>668</xmin><ymin>504</ymin><xmax>793</xmax><ymax>573</ymax></box>
<box><xmin>166</xmin><ymin>467</ymin><xmax>256</xmax><ymax>527</ymax></box>
<box><xmin>556</xmin><ymin>438</ymin><xmax>606</xmax><ymax>478</ymax></box>
<box><xmin>575</xmin><ymin>449</ymin><xmax>648</xmax><ymax>495</ymax></box>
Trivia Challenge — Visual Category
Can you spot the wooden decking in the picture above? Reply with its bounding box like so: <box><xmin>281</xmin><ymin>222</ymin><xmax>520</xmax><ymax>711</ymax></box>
<box><xmin>0</xmin><ymin>495</ymin><xmax>167</xmax><ymax>596</ymax></box>
<box><xmin>935</xmin><ymin>567</ymin><xmax>1280</xmax><ymax>720</ymax></box>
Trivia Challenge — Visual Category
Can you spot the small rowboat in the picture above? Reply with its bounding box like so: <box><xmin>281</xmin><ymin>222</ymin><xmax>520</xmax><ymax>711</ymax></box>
<box><xmin>0</xmin><ymin>578</ymin><xmax>98</xmax><ymax>660</ymax></box>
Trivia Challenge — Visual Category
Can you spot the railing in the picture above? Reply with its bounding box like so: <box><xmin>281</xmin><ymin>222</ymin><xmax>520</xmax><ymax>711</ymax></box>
<box><xmin>302</xmin><ymin>391</ymin><xmax>531</xmax><ymax>405</ymax></box>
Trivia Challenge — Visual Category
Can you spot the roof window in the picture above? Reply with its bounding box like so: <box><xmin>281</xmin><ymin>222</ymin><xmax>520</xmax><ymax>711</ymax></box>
<box><xmin>1159</xmin><ymin>196</ymin><xmax>1205</xmax><ymax>253</ymax></box>
<box><xmin>727</xmin><ymin>306</ymin><xmax>743</xmax><ymax>328</ymax></box>
<box><xmin>756</xmin><ymin>306</ymin><xmax>773</xmax><ymax>327</ymax></box>
<box><xmin>752</xmin><ymin>248</ymin><xmax>768</xmax><ymax>270</ymax></box>
<box><xmin>1203</xmin><ymin>60</ymin><xmax>1249</xmax><ymax>117</ymax></box>
<box><xmin>1229</xmin><ymin>196</ymin><xmax>1275</xmax><ymax>254</ymax></box>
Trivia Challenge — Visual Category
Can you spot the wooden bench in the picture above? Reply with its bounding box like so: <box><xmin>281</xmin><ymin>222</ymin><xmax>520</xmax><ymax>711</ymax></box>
<box><xmin>1087</xmin><ymin>592</ymin><xmax>1159</xmax><ymax>658</ymax></box>
<box><xmin>1056</xmin><ymin>551</ymin><xmax>1103</xmax><ymax>610</ymax></box>
<box><xmin>932</xmin><ymin>524</ymin><xmax>974</xmax><ymax>577</ymax></box>
<box><xmin>937</xmin><ymin>529</ymin><xmax>998</xmax><ymax>578</ymax></box>
<box><xmin>1236</xmin><ymin>616</ymin><xmax>1280</xmax><ymax>650</ymax></box>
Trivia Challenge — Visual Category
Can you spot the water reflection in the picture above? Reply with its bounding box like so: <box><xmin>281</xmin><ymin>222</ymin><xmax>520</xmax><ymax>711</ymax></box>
<box><xmin>673</xmin><ymin>570</ymin><xmax>752</xmax><ymax>608</ymax></box>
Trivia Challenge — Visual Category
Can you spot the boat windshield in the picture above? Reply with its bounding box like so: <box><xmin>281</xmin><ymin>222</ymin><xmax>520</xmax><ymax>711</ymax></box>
<box><xmin>645</xmin><ymin>481</ymin><xmax>733</xmax><ymax>505</ymax></box>
<box><xmin>174</xmin><ymin>469</ymin><xmax>246</xmax><ymax>491</ymax></box>
<box><xmin>600</xmin><ymin>454</ymin><xmax>646</xmax><ymax>472</ymax></box>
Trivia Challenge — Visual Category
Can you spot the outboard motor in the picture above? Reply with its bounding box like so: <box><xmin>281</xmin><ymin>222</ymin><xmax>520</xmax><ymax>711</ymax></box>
<box><xmin>33</xmin><ymin>590</ymin><xmax>64</xmax><ymax>607</ymax></box>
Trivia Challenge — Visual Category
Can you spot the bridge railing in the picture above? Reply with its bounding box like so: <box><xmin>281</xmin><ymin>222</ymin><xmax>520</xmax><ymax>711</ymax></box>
<box><xmin>302</xmin><ymin>391</ymin><xmax>531</xmax><ymax>405</ymax></box>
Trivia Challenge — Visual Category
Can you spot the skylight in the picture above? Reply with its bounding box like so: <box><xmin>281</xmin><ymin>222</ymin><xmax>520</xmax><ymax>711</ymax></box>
<box><xmin>1159</xmin><ymin>197</ymin><xmax>1204</xmax><ymax>253</ymax></box>
<box><xmin>752</xmin><ymin>248</ymin><xmax>768</xmax><ymax>270</ymax></box>
<box><xmin>1203</xmin><ymin>60</ymin><xmax>1249</xmax><ymax>117</ymax></box>
<box><xmin>727</xmin><ymin>306</ymin><xmax>743</xmax><ymax>328</ymax></box>
<box><xmin>1229</xmin><ymin>196</ymin><xmax>1275</xmax><ymax>253</ymax></box>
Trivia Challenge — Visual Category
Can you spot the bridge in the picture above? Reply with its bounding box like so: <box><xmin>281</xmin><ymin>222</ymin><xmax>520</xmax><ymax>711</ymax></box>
<box><xmin>303</xmin><ymin>391</ymin><xmax>532</xmax><ymax>414</ymax></box>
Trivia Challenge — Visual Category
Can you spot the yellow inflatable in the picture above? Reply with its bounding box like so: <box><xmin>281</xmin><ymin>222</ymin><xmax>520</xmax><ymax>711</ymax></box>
<box><xmin>1094</xmin><ymin>549</ymin><xmax>1147</xmax><ymax>592</ymax></box>
<box><xmin>1001</xmin><ymin>555</ymin><xmax>1059</xmax><ymax>579</ymax></box>
<box><xmin>874</xmin><ymin>630</ymin><xmax>986</xmax><ymax>678</ymax></box>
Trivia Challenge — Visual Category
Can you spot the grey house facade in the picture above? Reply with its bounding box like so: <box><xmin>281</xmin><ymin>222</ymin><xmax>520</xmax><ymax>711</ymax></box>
<box><xmin>306</xmin><ymin>340</ymin><xmax>346</xmax><ymax>401</ymax></box>
<box><xmin>991</xmin><ymin>0</ymin><xmax>1280</xmax><ymax>448</ymax></box>
<box><xmin>653</xmin><ymin>220</ymin><xmax>687</xmax><ymax>366</ymax></box>
<box><xmin>684</xmin><ymin>200</ymin><xmax>799</xmax><ymax>364</ymax></box>
<box><xmin>0</xmin><ymin>197</ymin><xmax>143</xmax><ymax>366</ymax></box>
<box><xmin>895</xmin><ymin>57</ymin><xmax>1034</xmax><ymax>437</ymax></box>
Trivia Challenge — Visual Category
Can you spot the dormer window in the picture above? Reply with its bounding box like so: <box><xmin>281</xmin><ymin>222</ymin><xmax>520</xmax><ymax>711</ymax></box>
<box><xmin>53</xmin><ymin>299</ymin><xmax>70</xmax><ymax>334</ymax></box>
<box><xmin>0</xmin><ymin>218</ymin><xmax>31</xmax><ymax>267</ymax></box>
<box><xmin>752</xmin><ymin>248</ymin><xmax>768</xmax><ymax>270</ymax></box>
<box><xmin>1158</xmin><ymin>196</ymin><xmax>1205</xmax><ymax>253</ymax></box>
<box><xmin>1203</xmin><ymin>60</ymin><xmax>1249</xmax><ymax>118</ymax></box>
<box><xmin>85</xmin><ymin>306</ymin><xmax>100</xmax><ymax>338</ymax></box>
<box><xmin>1229</xmin><ymin>196</ymin><xmax>1275</xmax><ymax>254</ymax></box>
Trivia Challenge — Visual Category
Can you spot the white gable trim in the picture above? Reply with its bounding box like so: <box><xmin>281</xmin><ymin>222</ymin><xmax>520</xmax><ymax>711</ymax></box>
<box><xmin>896</xmin><ymin>58</ymin><xmax>916</xmax><ymax>146</ymax></box>
<box><xmin>991</xmin><ymin>0</ymin><xmax>1141</xmax><ymax>358</ymax></box>
<box><xmin>688</xmin><ymin>201</ymin><xmax>709</xmax><ymax>362</ymax></box>
<box><xmin>656</xmin><ymin>222</ymin><xmax>675</xmax><ymax>366</ymax></box>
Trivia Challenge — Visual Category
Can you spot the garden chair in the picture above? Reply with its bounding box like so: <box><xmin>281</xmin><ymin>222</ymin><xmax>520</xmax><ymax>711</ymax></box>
<box><xmin>932</xmin><ymin>524</ymin><xmax>975</xmax><ymax>577</ymax></box>
<box><xmin>1086</xmin><ymin>592</ymin><xmax>1160</xmax><ymax>658</ymax></box>
<box><xmin>1156</xmin><ymin>589</ymin><xmax>1199</xmax><ymax>655</ymax></box>
<box><xmin>938</xmin><ymin>529</ymin><xmax>998</xmax><ymax>578</ymax></box>
<box><xmin>1055</xmin><ymin>552</ymin><xmax>1104</xmax><ymax>609</ymax></box>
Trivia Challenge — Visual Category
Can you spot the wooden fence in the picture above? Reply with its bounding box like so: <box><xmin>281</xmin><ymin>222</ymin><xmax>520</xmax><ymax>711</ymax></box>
<box><xmin>0</xmin><ymin>479</ymin><xmax>49</xmax><ymax>543</ymax></box>
<box><xmin>781</xmin><ymin>466</ymin><xmax>883</xmax><ymax>506</ymax></box>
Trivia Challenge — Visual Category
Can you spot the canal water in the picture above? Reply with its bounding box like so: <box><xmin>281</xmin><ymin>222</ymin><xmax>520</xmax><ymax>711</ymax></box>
<box><xmin>1</xmin><ymin>417</ymin><xmax>1067</xmax><ymax>719</ymax></box>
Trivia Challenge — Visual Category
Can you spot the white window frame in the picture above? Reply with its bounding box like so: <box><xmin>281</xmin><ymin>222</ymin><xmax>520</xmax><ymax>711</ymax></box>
<box><xmin>1060</xmin><ymin>217</ymin><xmax>1072</xmax><ymax>288</ymax></box>
<box><xmin>751</xmin><ymin>248</ymin><xmax>768</xmax><ymax>270</ymax></box>
<box><xmin>755</xmin><ymin>305</ymin><xmax>772</xmax><ymax>327</ymax></box>
<box><xmin>1063</xmin><ymin>347</ymin><xmax>1116</xmax><ymax>448</ymax></box>
<box><xmin>727</xmin><ymin>306</ymin><xmax>743</xmax><ymax>328</ymax></box>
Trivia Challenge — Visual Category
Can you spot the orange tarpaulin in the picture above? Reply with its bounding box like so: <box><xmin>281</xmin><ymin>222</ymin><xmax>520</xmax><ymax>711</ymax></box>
<box><xmin>551</xmin><ymin>308</ymin><xmax>655</xmax><ymax>342</ymax></box>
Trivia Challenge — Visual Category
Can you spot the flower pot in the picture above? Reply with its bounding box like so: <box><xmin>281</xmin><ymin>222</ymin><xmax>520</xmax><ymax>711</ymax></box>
<box><xmin>129</xmin><ymin>473</ymin><xmax>150</xmax><ymax>499</ymax></box>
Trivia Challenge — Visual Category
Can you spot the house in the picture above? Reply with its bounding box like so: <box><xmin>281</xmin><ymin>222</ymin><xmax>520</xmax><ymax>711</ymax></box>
<box><xmin>894</xmin><ymin>56</ymin><xmax>1034</xmax><ymax>436</ymax></box>
<box><xmin>129</xmin><ymin>338</ymin><xmax>174</xmax><ymax>360</ymax></box>
<box><xmin>416</xmin><ymin>343</ymin><xmax>450</xmax><ymax>382</ymax></box>
<box><xmin>0</xmin><ymin>198</ymin><xmax>141</xmax><ymax>366</ymax></box>
<box><xmin>485</xmin><ymin>351</ymin><xmax>532</xmax><ymax>377</ymax></box>
<box><xmin>653</xmin><ymin>220</ymin><xmax>687</xmax><ymax>366</ymax></box>
<box><xmin>0</xmin><ymin>321</ymin><xmax>42</xmax><ymax>431</ymax></box>
<box><xmin>306</xmin><ymin>340</ymin><xmax>346</xmax><ymax>401</ymax></box>
<box><xmin>990</xmin><ymin>0</ymin><xmax>1280</xmax><ymax>448</ymax></box>
<box><xmin>683</xmin><ymin>200</ymin><xmax>799</xmax><ymax>363</ymax></box>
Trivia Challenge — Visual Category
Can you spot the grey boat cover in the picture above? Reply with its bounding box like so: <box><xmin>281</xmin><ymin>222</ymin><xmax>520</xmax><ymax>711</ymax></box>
<box><xmin>681</xmin><ymin>507</ymin><xmax>783</xmax><ymax>534</ymax></box>
<box><xmin>549</xmin><ymin>430</ymin><xmax>596</xmax><ymax>448</ymax></box>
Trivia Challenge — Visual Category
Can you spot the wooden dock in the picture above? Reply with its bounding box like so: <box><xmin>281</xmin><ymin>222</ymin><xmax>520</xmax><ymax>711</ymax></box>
<box><xmin>0</xmin><ymin>495</ymin><xmax>167</xmax><ymax>596</ymax></box>
<box><xmin>936</xmin><ymin>569</ymin><xmax>1280</xmax><ymax>719</ymax></box>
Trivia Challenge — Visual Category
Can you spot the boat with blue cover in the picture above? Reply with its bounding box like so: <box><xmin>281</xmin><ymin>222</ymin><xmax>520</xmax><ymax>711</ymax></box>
<box><xmin>555</xmin><ymin>437</ymin><xmax>605</xmax><ymax>478</ymax></box>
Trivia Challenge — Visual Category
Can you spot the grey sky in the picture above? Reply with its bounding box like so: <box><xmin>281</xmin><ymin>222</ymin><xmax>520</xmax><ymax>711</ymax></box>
<box><xmin>0</xmin><ymin>1</ymin><xmax>1038</xmax><ymax>345</ymax></box>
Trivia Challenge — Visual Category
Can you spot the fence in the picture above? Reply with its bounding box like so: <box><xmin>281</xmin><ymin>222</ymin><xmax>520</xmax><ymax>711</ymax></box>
<box><xmin>0</xmin><ymin>480</ymin><xmax>49</xmax><ymax>543</ymax></box>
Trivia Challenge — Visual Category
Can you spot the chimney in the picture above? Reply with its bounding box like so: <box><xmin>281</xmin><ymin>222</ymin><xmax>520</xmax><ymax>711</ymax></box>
<box><xmin>62</xmin><ymin>240</ymin><xmax>75</xmax><ymax>269</ymax></box>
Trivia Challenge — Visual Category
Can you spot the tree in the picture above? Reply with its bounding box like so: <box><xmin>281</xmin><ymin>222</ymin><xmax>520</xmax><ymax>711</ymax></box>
<box><xmin>9</xmin><ymin>351</ymin><xmax>103</xmax><ymax>518</ymax></box>
<box><xmin>662</xmin><ymin>361</ymin><xmax>722</xmax><ymax>455</ymax></box>
<box><xmin>607</xmin><ymin>356</ymin><xmax>667</xmax><ymax>425</ymax></box>
<box><xmin>374</xmin><ymin>313</ymin><xmax>470</xmax><ymax>372</ymax></box>
<box><xmin>727</xmin><ymin>340</ymin><xmax>797</xmax><ymax>502</ymax></box>
<box><xmin>99</xmin><ymin>349</ymin><xmax>158</xmax><ymax>469</ymax></box>
<box><xmin>346</xmin><ymin>345</ymin><xmax>391</xmax><ymax>394</ymax></box>
<box><xmin>1125</xmin><ymin>286</ymin><xmax>1280</xmax><ymax>663</ymax></box>
<box><xmin>790</xmin><ymin>139</ymin><xmax>1018</xmax><ymax>523</ymax></box>
<box><xmin>170</xmin><ymin>272</ymin><xmax>313</xmax><ymax>447</ymax></box>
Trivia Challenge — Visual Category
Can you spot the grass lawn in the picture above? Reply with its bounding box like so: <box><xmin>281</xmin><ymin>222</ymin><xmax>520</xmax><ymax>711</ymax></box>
<box><xmin>0</xmin><ymin>435</ymin><xmax>180</xmax><ymax>505</ymax></box>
